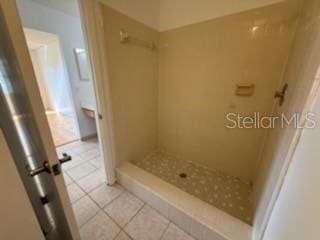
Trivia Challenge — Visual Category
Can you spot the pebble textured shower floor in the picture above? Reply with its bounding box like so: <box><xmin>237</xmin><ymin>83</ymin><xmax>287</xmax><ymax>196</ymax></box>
<box><xmin>132</xmin><ymin>152</ymin><xmax>253</xmax><ymax>224</ymax></box>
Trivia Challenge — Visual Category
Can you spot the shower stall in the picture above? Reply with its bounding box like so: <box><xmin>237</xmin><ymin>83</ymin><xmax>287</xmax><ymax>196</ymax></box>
<box><xmin>88</xmin><ymin>0</ymin><xmax>316</xmax><ymax>239</ymax></box>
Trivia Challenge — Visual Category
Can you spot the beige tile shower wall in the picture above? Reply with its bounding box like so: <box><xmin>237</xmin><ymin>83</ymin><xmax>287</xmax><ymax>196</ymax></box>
<box><xmin>102</xmin><ymin>5</ymin><xmax>159</xmax><ymax>166</ymax></box>
<box><xmin>158</xmin><ymin>2</ymin><xmax>300</xmax><ymax>181</ymax></box>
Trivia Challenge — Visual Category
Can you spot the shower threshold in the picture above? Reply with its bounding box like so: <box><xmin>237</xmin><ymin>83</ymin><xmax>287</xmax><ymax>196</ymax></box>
<box><xmin>132</xmin><ymin>152</ymin><xmax>253</xmax><ymax>224</ymax></box>
<box><xmin>117</xmin><ymin>161</ymin><xmax>252</xmax><ymax>240</ymax></box>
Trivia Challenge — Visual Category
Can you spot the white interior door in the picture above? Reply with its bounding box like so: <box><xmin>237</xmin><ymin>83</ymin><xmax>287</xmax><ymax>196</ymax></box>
<box><xmin>0</xmin><ymin>1</ymin><xmax>80</xmax><ymax>239</ymax></box>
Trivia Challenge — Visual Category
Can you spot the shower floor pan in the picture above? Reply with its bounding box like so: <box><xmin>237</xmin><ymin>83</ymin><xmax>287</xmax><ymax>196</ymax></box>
<box><xmin>132</xmin><ymin>152</ymin><xmax>252</xmax><ymax>224</ymax></box>
<box><xmin>117</xmin><ymin>153</ymin><xmax>252</xmax><ymax>240</ymax></box>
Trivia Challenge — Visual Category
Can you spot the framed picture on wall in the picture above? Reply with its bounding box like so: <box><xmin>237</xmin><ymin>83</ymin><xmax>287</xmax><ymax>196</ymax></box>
<box><xmin>74</xmin><ymin>48</ymin><xmax>90</xmax><ymax>81</ymax></box>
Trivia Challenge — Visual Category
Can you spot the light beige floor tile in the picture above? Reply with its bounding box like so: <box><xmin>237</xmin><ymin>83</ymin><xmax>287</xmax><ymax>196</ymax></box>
<box><xmin>63</xmin><ymin>140</ymin><xmax>84</xmax><ymax>149</ymax></box>
<box><xmin>115</xmin><ymin>231</ymin><xmax>132</xmax><ymax>240</ymax></box>
<box><xmin>161</xmin><ymin>223</ymin><xmax>195</xmax><ymax>240</ymax></box>
<box><xmin>46</xmin><ymin>112</ymin><xmax>77</xmax><ymax>147</ymax></box>
<box><xmin>125</xmin><ymin>205</ymin><xmax>169</xmax><ymax>240</ymax></box>
<box><xmin>89</xmin><ymin>183</ymin><xmax>123</xmax><ymax>208</ymax></box>
<box><xmin>76</xmin><ymin>170</ymin><xmax>106</xmax><ymax>193</ymax></box>
<box><xmin>67</xmin><ymin>183</ymin><xmax>86</xmax><ymax>203</ymax></box>
<box><xmin>56</xmin><ymin>146</ymin><xmax>74</xmax><ymax>157</ymax></box>
<box><xmin>66</xmin><ymin>162</ymin><xmax>96</xmax><ymax>181</ymax></box>
<box><xmin>79</xmin><ymin>148</ymin><xmax>100</xmax><ymax>161</ymax></box>
<box><xmin>80</xmin><ymin>211</ymin><xmax>120</xmax><ymax>240</ymax></box>
<box><xmin>63</xmin><ymin>172</ymin><xmax>74</xmax><ymax>185</ymax></box>
<box><xmin>62</xmin><ymin>154</ymin><xmax>86</xmax><ymax>171</ymax></box>
<box><xmin>90</xmin><ymin>156</ymin><xmax>104</xmax><ymax>169</ymax></box>
<box><xmin>104</xmin><ymin>192</ymin><xmax>144</xmax><ymax>227</ymax></box>
<box><xmin>72</xmin><ymin>196</ymin><xmax>99</xmax><ymax>227</ymax></box>
<box><xmin>71</xmin><ymin>144</ymin><xmax>96</xmax><ymax>155</ymax></box>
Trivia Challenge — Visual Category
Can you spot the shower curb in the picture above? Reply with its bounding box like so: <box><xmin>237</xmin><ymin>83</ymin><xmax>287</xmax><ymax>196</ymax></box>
<box><xmin>116</xmin><ymin>162</ymin><xmax>252</xmax><ymax>240</ymax></box>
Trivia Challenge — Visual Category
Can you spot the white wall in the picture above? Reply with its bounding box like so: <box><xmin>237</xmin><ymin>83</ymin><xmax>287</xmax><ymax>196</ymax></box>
<box><xmin>30</xmin><ymin>42</ymin><xmax>74</xmax><ymax>114</ymax></box>
<box><xmin>30</xmin><ymin>48</ymin><xmax>54</xmax><ymax>110</ymax></box>
<box><xmin>17</xmin><ymin>0</ymin><xmax>97</xmax><ymax>138</ymax></box>
<box><xmin>263</xmin><ymin>78</ymin><xmax>320</xmax><ymax>240</ymax></box>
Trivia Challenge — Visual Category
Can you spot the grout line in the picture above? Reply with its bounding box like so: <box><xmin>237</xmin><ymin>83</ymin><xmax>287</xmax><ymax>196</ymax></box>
<box><xmin>122</xmin><ymin>202</ymin><xmax>146</xmax><ymax>230</ymax></box>
<box><xmin>112</xmin><ymin>229</ymin><xmax>133</xmax><ymax>240</ymax></box>
<box><xmin>77</xmin><ymin>184</ymin><xmax>130</xmax><ymax>237</ymax></box>
<box><xmin>103</xmin><ymin>189</ymin><xmax>126</xmax><ymax>208</ymax></box>
<box><xmin>63</xmin><ymin>141</ymin><xmax>181</xmax><ymax>239</ymax></box>
<box><xmin>63</xmin><ymin>151</ymin><xmax>100</xmax><ymax>172</ymax></box>
<box><xmin>65</xmin><ymin>162</ymin><xmax>99</xmax><ymax>182</ymax></box>
<box><xmin>121</xmin><ymin>202</ymin><xmax>146</xmax><ymax>238</ymax></box>
<box><xmin>85</xmin><ymin>180</ymin><xmax>108</xmax><ymax>194</ymax></box>
<box><xmin>73</xmin><ymin>174</ymin><xmax>105</xmax><ymax>194</ymax></box>
<box><xmin>103</xmin><ymin>206</ymin><xmax>126</xmax><ymax>234</ymax></box>
<box><xmin>78</xmin><ymin>208</ymin><xmax>100</xmax><ymax>229</ymax></box>
<box><xmin>160</xmin><ymin>221</ymin><xmax>171</xmax><ymax>240</ymax></box>
<box><xmin>70</xmin><ymin>190</ymin><xmax>89</xmax><ymax>205</ymax></box>
<box><xmin>112</xmin><ymin>231</ymin><xmax>122</xmax><ymax>240</ymax></box>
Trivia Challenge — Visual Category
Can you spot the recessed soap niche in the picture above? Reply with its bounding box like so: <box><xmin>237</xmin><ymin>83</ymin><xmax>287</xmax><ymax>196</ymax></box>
<box><xmin>235</xmin><ymin>84</ymin><xmax>255</xmax><ymax>96</ymax></box>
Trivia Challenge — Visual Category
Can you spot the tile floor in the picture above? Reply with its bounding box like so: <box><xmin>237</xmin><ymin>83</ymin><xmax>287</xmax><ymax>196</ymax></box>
<box><xmin>132</xmin><ymin>151</ymin><xmax>253</xmax><ymax>224</ymax></box>
<box><xmin>47</xmin><ymin>111</ymin><xmax>78</xmax><ymax>146</ymax></box>
<box><xmin>57</xmin><ymin>140</ymin><xmax>195</xmax><ymax>240</ymax></box>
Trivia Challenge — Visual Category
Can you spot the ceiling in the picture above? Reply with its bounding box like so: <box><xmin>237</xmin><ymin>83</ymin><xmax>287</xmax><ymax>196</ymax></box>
<box><xmin>27</xmin><ymin>0</ymin><xmax>300</xmax><ymax>32</ymax></box>
<box><xmin>30</xmin><ymin>0</ymin><xmax>79</xmax><ymax>17</ymax></box>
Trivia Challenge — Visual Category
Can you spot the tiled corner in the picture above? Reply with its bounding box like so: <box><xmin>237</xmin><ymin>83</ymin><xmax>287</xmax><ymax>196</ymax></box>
<box><xmin>72</xmin><ymin>195</ymin><xmax>99</xmax><ymax>227</ymax></box>
<box><xmin>104</xmin><ymin>191</ymin><xmax>144</xmax><ymax>227</ymax></box>
<box><xmin>80</xmin><ymin>211</ymin><xmax>120</xmax><ymax>240</ymax></box>
<box><xmin>66</xmin><ymin>162</ymin><xmax>96</xmax><ymax>181</ymax></box>
<box><xmin>161</xmin><ymin>223</ymin><xmax>195</xmax><ymax>240</ymax></box>
<box><xmin>115</xmin><ymin>231</ymin><xmax>132</xmax><ymax>240</ymax></box>
<box><xmin>67</xmin><ymin>183</ymin><xmax>86</xmax><ymax>203</ymax></box>
<box><xmin>76</xmin><ymin>169</ymin><xmax>106</xmax><ymax>193</ymax></box>
<box><xmin>124</xmin><ymin>205</ymin><xmax>169</xmax><ymax>240</ymax></box>
<box><xmin>89</xmin><ymin>183</ymin><xmax>123</xmax><ymax>208</ymax></box>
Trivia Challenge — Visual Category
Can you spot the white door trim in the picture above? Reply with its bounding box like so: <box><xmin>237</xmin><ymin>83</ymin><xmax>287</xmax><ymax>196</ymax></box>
<box><xmin>78</xmin><ymin>0</ymin><xmax>117</xmax><ymax>184</ymax></box>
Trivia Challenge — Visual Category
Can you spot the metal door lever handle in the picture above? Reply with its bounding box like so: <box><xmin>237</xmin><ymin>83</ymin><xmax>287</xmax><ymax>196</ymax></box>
<box><xmin>59</xmin><ymin>153</ymin><xmax>72</xmax><ymax>164</ymax></box>
<box><xmin>27</xmin><ymin>161</ymin><xmax>51</xmax><ymax>177</ymax></box>
<box><xmin>27</xmin><ymin>154</ymin><xmax>72</xmax><ymax>177</ymax></box>
<box><xmin>274</xmin><ymin>83</ymin><xmax>288</xmax><ymax>106</ymax></box>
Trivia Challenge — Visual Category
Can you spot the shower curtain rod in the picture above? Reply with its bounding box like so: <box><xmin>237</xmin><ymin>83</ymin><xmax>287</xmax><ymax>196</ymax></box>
<box><xmin>120</xmin><ymin>29</ymin><xmax>156</xmax><ymax>51</ymax></box>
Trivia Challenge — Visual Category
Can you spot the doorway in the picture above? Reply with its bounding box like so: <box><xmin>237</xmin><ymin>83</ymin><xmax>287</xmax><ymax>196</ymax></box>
<box><xmin>24</xmin><ymin>28</ymin><xmax>80</xmax><ymax>147</ymax></box>
<box><xmin>15</xmin><ymin>0</ymin><xmax>115</xmax><ymax>235</ymax></box>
